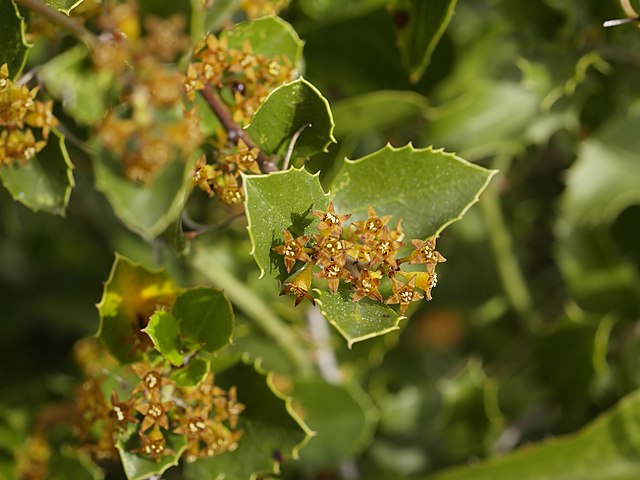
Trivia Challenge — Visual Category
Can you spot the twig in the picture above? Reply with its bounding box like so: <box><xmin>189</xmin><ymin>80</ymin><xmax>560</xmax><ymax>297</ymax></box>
<box><xmin>200</xmin><ymin>85</ymin><xmax>278</xmax><ymax>173</ymax></box>
<box><xmin>14</xmin><ymin>0</ymin><xmax>97</xmax><ymax>49</ymax></box>
<box><xmin>282</xmin><ymin>123</ymin><xmax>311</xmax><ymax>170</ymax></box>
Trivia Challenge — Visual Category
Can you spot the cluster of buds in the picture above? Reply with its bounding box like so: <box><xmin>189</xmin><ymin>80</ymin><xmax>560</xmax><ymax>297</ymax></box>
<box><xmin>274</xmin><ymin>203</ymin><xmax>446</xmax><ymax>315</ymax></box>
<box><xmin>192</xmin><ymin>138</ymin><xmax>261</xmax><ymax>204</ymax></box>
<box><xmin>72</xmin><ymin>356</ymin><xmax>244</xmax><ymax>463</ymax></box>
<box><xmin>0</xmin><ymin>64</ymin><xmax>57</xmax><ymax>167</ymax></box>
<box><xmin>240</xmin><ymin>0</ymin><xmax>291</xmax><ymax>19</ymax></box>
<box><xmin>185</xmin><ymin>33</ymin><xmax>294</xmax><ymax>125</ymax></box>
<box><xmin>91</xmin><ymin>1</ymin><xmax>201</xmax><ymax>182</ymax></box>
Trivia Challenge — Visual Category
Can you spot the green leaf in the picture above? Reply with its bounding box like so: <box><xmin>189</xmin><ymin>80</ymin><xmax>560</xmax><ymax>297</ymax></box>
<box><xmin>316</xmin><ymin>288</ymin><xmax>402</xmax><ymax>347</ymax></box>
<box><xmin>391</xmin><ymin>0</ymin><xmax>457</xmax><ymax>83</ymax></box>
<box><xmin>0</xmin><ymin>1</ymin><xmax>29</xmax><ymax>76</ymax></box>
<box><xmin>561</xmin><ymin>115</ymin><xmax>640</xmax><ymax>227</ymax></box>
<box><xmin>43</xmin><ymin>0</ymin><xmax>84</xmax><ymax>14</ymax></box>
<box><xmin>184</xmin><ymin>361</ymin><xmax>312</xmax><ymax>480</ymax></box>
<box><xmin>38</xmin><ymin>46</ymin><xmax>112</xmax><ymax>125</ymax></box>
<box><xmin>0</xmin><ymin>129</ymin><xmax>75</xmax><ymax>216</ymax></box>
<box><xmin>171</xmin><ymin>357</ymin><xmax>210</xmax><ymax>387</ymax></box>
<box><xmin>292</xmin><ymin>378</ymin><xmax>378</xmax><ymax>467</ymax></box>
<box><xmin>222</xmin><ymin>16</ymin><xmax>304</xmax><ymax>65</ymax></box>
<box><xmin>427</xmin><ymin>388</ymin><xmax>640</xmax><ymax>480</ymax></box>
<box><xmin>172</xmin><ymin>287</ymin><xmax>234</xmax><ymax>354</ymax></box>
<box><xmin>96</xmin><ymin>254</ymin><xmax>179</xmax><ymax>363</ymax></box>
<box><xmin>330</xmin><ymin>144</ymin><xmax>496</xmax><ymax>240</ymax></box>
<box><xmin>246</xmin><ymin>78</ymin><xmax>336</xmax><ymax>164</ymax></box>
<box><xmin>49</xmin><ymin>445</ymin><xmax>102</xmax><ymax>480</ymax></box>
<box><xmin>332</xmin><ymin>90</ymin><xmax>429</xmax><ymax>138</ymax></box>
<box><xmin>94</xmin><ymin>150</ymin><xmax>194</xmax><ymax>241</ymax></box>
<box><xmin>244</xmin><ymin>167</ymin><xmax>329</xmax><ymax>279</ymax></box>
<box><xmin>143</xmin><ymin>311</ymin><xmax>185</xmax><ymax>366</ymax></box>
<box><xmin>117</xmin><ymin>428</ymin><xmax>186</xmax><ymax>480</ymax></box>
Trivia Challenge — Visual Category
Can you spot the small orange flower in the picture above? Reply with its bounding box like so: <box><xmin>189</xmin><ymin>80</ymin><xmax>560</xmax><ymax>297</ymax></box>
<box><xmin>311</xmin><ymin>202</ymin><xmax>351</xmax><ymax>236</ymax></box>
<box><xmin>350</xmin><ymin>269</ymin><xmax>383</xmax><ymax>302</ymax></box>
<box><xmin>385</xmin><ymin>276</ymin><xmax>424</xmax><ymax>315</ymax></box>
<box><xmin>315</xmin><ymin>260</ymin><xmax>352</xmax><ymax>293</ymax></box>
<box><xmin>136</xmin><ymin>399</ymin><xmax>174</xmax><ymax>432</ymax></box>
<box><xmin>272</xmin><ymin>229</ymin><xmax>312</xmax><ymax>273</ymax></box>
<box><xmin>280</xmin><ymin>264</ymin><xmax>315</xmax><ymax>306</ymax></box>
<box><xmin>352</xmin><ymin>205</ymin><xmax>392</xmax><ymax>239</ymax></box>
<box><xmin>409</xmin><ymin>236</ymin><xmax>446</xmax><ymax>266</ymax></box>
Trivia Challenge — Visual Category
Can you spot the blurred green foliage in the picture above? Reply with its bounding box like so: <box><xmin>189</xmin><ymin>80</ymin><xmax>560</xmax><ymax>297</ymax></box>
<box><xmin>3</xmin><ymin>0</ymin><xmax>640</xmax><ymax>478</ymax></box>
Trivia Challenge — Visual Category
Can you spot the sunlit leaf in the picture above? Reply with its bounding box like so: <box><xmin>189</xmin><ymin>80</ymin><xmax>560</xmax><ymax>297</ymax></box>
<box><xmin>316</xmin><ymin>289</ymin><xmax>402</xmax><ymax>347</ymax></box>
<box><xmin>171</xmin><ymin>357</ymin><xmax>210</xmax><ymax>387</ymax></box>
<box><xmin>222</xmin><ymin>16</ymin><xmax>304</xmax><ymax>66</ymax></box>
<box><xmin>143</xmin><ymin>310</ymin><xmax>185</xmax><ymax>366</ymax></box>
<box><xmin>96</xmin><ymin>254</ymin><xmax>179</xmax><ymax>363</ymax></box>
<box><xmin>172</xmin><ymin>287</ymin><xmax>234</xmax><ymax>354</ymax></box>
<box><xmin>330</xmin><ymin>144</ymin><xmax>496</xmax><ymax>240</ymax></box>
<box><xmin>244</xmin><ymin>167</ymin><xmax>329</xmax><ymax>279</ymax></box>
<box><xmin>0</xmin><ymin>129</ymin><xmax>75</xmax><ymax>216</ymax></box>
<box><xmin>246</xmin><ymin>78</ymin><xmax>336</xmax><ymax>164</ymax></box>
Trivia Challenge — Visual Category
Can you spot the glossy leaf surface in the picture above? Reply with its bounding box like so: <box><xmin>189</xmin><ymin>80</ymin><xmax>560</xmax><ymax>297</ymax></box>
<box><xmin>246</xmin><ymin>78</ymin><xmax>336</xmax><ymax>163</ymax></box>
<box><xmin>244</xmin><ymin>168</ymin><xmax>329</xmax><ymax>279</ymax></box>
<box><xmin>96</xmin><ymin>255</ymin><xmax>179</xmax><ymax>363</ymax></box>
<box><xmin>316</xmin><ymin>289</ymin><xmax>402</xmax><ymax>347</ymax></box>
<box><xmin>330</xmin><ymin>144</ymin><xmax>496</xmax><ymax>239</ymax></box>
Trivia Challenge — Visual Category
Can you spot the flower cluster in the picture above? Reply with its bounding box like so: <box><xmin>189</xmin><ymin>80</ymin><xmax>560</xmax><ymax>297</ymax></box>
<box><xmin>72</xmin><ymin>355</ymin><xmax>244</xmax><ymax>463</ymax></box>
<box><xmin>185</xmin><ymin>33</ymin><xmax>294</xmax><ymax>125</ymax></box>
<box><xmin>192</xmin><ymin>139</ymin><xmax>261</xmax><ymax>205</ymax></box>
<box><xmin>0</xmin><ymin>64</ymin><xmax>57</xmax><ymax>167</ymax></box>
<box><xmin>274</xmin><ymin>203</ymin><xmax>446</xmax><ymax>314</ymax></box>
<box><xmin>91</xmin><ymin>1</ymin><xmax>201</xmax><ymax>183</ymax></box>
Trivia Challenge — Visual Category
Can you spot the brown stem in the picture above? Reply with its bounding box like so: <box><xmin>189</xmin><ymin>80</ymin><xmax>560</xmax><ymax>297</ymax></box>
<box><xmin>200</xmin><ymin>85</ymin><xmax>278</xmax><ymax>173</ymax></box>
<box><xmin>14</xmin><ymin>0</ymin><xmax>97</xmax><ymax>49</ymax></box>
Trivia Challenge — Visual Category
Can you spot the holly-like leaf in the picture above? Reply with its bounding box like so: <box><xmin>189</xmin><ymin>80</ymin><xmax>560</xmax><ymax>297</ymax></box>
<box><xmin>183</xmin><ymin>361</ymin><xmax>312</xmax><ymax>480</ymax></box>
<box><xmin>316</xmin><ymin>289</ymin><xmax>402</xmax><ymax>347</ymax></box>
<box><xmin>561</xmin><ymin>115</ymin><xmax>640</xmax><ymax>227</ymax></box>
<box><xmin>391</xmin><ymin>0</ymin><xmax>458</xmax><ymax>83</ymax></box>
<box><xmin>292</xmin><ymin>378</ymin><xmax>378</xmax><ymax>468</ymax></box>
<box><xmin>0</xmin><ymin>0</ymin><xmax>29</xmax><ymax>76</ymax></box>
<box><xmin>38</xmin><ymin>46</ymin><xmax>112</xmax><ymax>125</ymax></box>
<box><xmin>427</xmin><ymin>388</ymin><xmax>640</xmax><ymax>480</ymax></box>
<box><xmin>171</xmin><ymin>357</ymin><xmax>210</xmax><ymax>387</ymax></box>
<box><xmin>332</xmin><ymin>90</ymin><xmax>429</xmax><ymax>138</ymax></box>
<box><xmin>172</xmin><ymin>287</ymin><xmax>234</xmax><ymax>354</ymax></box>
<box><xmin>96</xmin><ymin>254</ymin><xmax>179</xmax><ymax>363</ymax></box>
<box><xmin>143</xmin><ymin>310</ymin><xmax>185</xmax><ymax>366</ymax></box>
<box><xmin>222</xmin><ymin>16</ymin><xmax>304</xmax><ymax>66</ymax></box>
<box><xmin>246</xmin><ymin>78</ymin><xmax>336</xmax><ymax>164</ymax></box>
<box><xmin>93</xmin><ymin>150</ymin><xmax>194</xmax><ymax>241</ymax></box>
<box><xmin>244</xmin><ymin>167</ymin><xmax>329</xmax><ymax>279</ymax></box>
<box><xmin>0</xmin><ymin>129</ymin><xmax>75</xmax><ymax>216</ymax></box>
<box><xmin>330</xmin><ymin>144</ymin><xmax>496</xmax><ymax>240</ymax></box>
<box><xmin>117</xmin><ymin>427</ymin><xmax>187</xmax><ymax>480</ymax></box>
<box><xmin>44</xmin><ymin>0</ymin><xmax>84</xmax><ymax>14</ymax></box>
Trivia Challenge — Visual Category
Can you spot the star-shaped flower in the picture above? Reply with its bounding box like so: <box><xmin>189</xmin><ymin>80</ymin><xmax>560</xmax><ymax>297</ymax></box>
<box><xmin>311</xmin><ymin>202</ymin><xmax>351</xmax><ymax>236</ymax></box>
<box><xmin>385</xmin><ymin>276</ymin><xmax>424</xmax><ymax>315</ymax></box>
<box><xmin>279</xmin><ymin>264</ymin><xmax>315</xmax><ymax>306</ymax></box>
<box><xmin>351</xmin><ymin>269</ymin><xmax>383</xmax><ymax>302</ymax></box>
<box><xmin>272</xmin><ymin>229</ymin><xmax>312</xmax><ymax>273</ymax></box>
<box><xmin>409</xmin><ymin>236</ymin><xmax>446</xmax><ymax>266</ymax></box>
